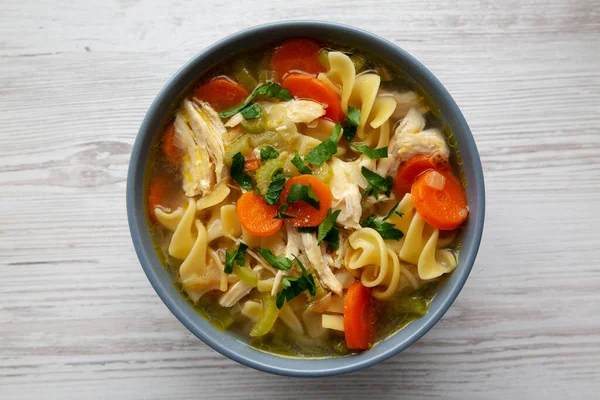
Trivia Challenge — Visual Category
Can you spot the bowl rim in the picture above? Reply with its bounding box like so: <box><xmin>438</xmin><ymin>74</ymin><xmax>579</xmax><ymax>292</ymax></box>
<box><xmin>127</xmin><ymin>20</ymin><xmax>485</xmax><ymax>377</ymax></box>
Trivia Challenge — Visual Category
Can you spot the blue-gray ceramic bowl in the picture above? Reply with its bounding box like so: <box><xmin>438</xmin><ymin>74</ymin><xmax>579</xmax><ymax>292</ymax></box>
<box><xmin>127</xmin><ymin>20</ymin><xmax>485</xmax><ymax>377</ymax></box>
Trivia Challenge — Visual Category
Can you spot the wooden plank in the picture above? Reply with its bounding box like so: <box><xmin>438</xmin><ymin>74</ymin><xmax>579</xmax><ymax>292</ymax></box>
<box><xmin>1</xmin><ymin>0</ymin><xmax>599</xmax><ymax>398</ymax></box>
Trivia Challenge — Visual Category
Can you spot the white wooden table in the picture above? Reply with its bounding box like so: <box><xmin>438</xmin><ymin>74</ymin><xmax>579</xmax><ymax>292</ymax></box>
<box><xmin>1</xmin><ymin>1</ymin><xmax>599</xmax><ymax>398</ymax></box>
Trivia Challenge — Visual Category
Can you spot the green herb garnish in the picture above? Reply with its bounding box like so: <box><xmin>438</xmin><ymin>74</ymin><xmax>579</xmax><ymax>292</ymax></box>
<box><xmin>260</xmin><ymin>146</ymin><xmax>279</xmax><ymax>161</ymax></box>
<box><xmin>219</xmin><ymin>83</ymin><xmax>292</xmax><ymax>119</ymax></box>
<box><xmin>383</xmin><ymin>203</ymin><xmax>401</xmax><ymax>221</ymax></box>
<box><xmin>263</xmin><ymin>168</ymin><xmax>286</xmax><ymax>205</ymax></box>
<box><xmin>317</xmin><ymin>208</ymin><xmax>341</xmax><ymax>244</ymax></box>
<box><xmin>361</xmin><ymin>214</ymin><xmax>404</xmax><ymax>240</ymax></box>
<box><xmin>240</xmin><ymin>103</ymin><xmax>261</xmax><ymax>120</ymax></box>
<box><xmin>258</xmin><ymin>248</ymin><xmax>293</xmax><ymax>271</ymax></box>
<box><xmin>343</xmin><ymin>106</ymin><xmax>360</xmax><ymax>143</ymax></box>
<box><xmin>286</xmin><ymin>183</ymin><xmax>320</xmax><ymax>210</ymax></box>
<box><xmin>361</xmin><ymin>167</ymin><xmax>393</xmax><ymax>199</ymax></box>
<box><xmin>292</xmin><ymin>150</ymin><xmax>312</xmax><ymax>174</ymax></box>
<box><xmin>224</xmin><ymin>242</ymin><xmax>248</xmax><ymax>274</ymax></box>
<box><xmin>304</xmin><ymin>124</ymin><xmax>342</xmax><ymax>165</ymax></box>
<box><xmin>351</xmin><ymin>144</ymin><xmax>388</xmax><ymax>159</ymax></box>
<box><xmin>230</xmin><ymin>152</ymin><xmax>254</xmax><ymax>191</ymax></box>
<box><xmin>276</xmin><ymin>256</ymin><xmax>317</xmax><ymax>309</ymax></box>
<box><xmin>323</xmin><ymin>226</ymin><xmax>340</xmax><ymax>250</ymax></box>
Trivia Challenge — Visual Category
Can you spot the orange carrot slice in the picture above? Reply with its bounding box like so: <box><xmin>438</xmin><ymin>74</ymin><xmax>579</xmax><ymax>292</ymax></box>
<box><xmin>344</xmin><ymin>282</ymin><xmax>374</xmax><ymax>350</ymax></box>
<box><xmin>393</xmin><ymin>154</ymin><xmax>437</xmax><ymax>197</ymax></box>
<box><xmin>411</xmin><ymin>169</ymin><xmax>469</xmax><ymax>230</ymax></box>
<box><xmin>236</xmin><ymin>192</ymin><xmax>283</xmax><ymax>236</ymax></box>
<box><xmin>148</xmin><ymin>175</ymin><xmax>170</xmax><ymax>223</ymax></box>
<box><xmin>271</xmin><ymin>39</ymin><xmax>324</xmax><ymax>81</ymax></box>
<box><xmin>280</xmin><ymin>175</ymin><xmax>332</xmax><ymax>227</ymax></box>
<box><xmin>193</xmin><ymin>76</ymin><xmax>249</xmax><ymax>112</ymax></box>
<box><xmin>244</xmin><ymin>152</ymin><xmax>260</xmax><ymax>172</ymax></box>
<box><xmin>281</xmin><ymin>74</ymin><xmax>342</xmax><ymax>123</ymax></box>
<box><xmin>161</xmin><ymin>122</ymin><xmax>180</xmax><ymax>166</ymax></box>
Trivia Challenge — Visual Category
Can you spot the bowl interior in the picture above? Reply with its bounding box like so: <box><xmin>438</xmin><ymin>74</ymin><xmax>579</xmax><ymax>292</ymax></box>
<box><xmin>127</xmin><ymin>21</ymin><xmax>485</xmax><ymax>377</ymax></box>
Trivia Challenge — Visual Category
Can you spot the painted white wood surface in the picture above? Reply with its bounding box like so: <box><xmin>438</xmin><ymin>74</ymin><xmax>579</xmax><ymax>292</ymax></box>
<box><xmin>1</xmin><ymin>0</ymin><xmax>599</xmax><ymax>398</ymax></box>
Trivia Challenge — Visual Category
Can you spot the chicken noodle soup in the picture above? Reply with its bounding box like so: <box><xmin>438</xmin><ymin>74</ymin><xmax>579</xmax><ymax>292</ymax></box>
<box><xmin>147</xmin><ymin>39</ymin><xmax>468</xmax><ymax>357</ymax></box>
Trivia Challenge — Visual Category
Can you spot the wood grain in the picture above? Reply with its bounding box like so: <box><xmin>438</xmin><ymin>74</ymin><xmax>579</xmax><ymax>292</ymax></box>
<box><xmin>1</xmin><ymin>0</ymin><xmax>599</xmax><ymax>398</ymax></box>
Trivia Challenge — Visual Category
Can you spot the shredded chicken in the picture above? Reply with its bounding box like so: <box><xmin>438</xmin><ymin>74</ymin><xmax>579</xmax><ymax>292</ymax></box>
<box><xmin>329</xmin><ymin>158</ymin><xmax>364</xmax><ymax>229</ymax></box>
<box><xmin>301</xmin><ymin>232</ymin><xmax>343</xmax><ymax>296</ymax></box>
<box><xmin>385</xmin><ymin>107</ymin><xmax>449</xmax><ymax>176</ymax></box>
<box><xmin>224</xmin><ymin>100</ymin><xmax>325</xmax><ymax>129</ymax></box>
<box><xmin>219</xmin><ymin>280</ymin><xmax>253</xmax><ymax>308</ymax></box>
<box><xmin>174</xmin><ymin>99</ymin><xmax>226</xmax><ymax>197</ymax></box>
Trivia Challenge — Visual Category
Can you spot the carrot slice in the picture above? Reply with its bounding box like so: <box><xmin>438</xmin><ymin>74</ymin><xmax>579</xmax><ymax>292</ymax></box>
<box><xmin>393</xmin><ymin>154</ymin><xmax>437</xmax><ymax>197</ymax></box>
<box><xmin>236</xmin><ymin>192</ymin><xmax>283</xmax><ymax>236</ymax></box>
<box><xmin>279</xmin><ymin>175</ymin><xmax>333</xmax><ymax>227</ymax></box>
<box><xmin>411</xmin><ymin>169</ymin><xmax>469</xmax><ymax>230</ymax></box>
<box><xmin>281</xmin><ymin>74</ymin><xmax>342</xmax><ymax>123</ymax></box>
<box><xmin>244</xmin><ymin>152</ymin><xmax>260</xmax><ymax>172</ymax></box>
<box><xmin>148</xmin><ymin>175</ymin><xmax>170</xmax><ymax>223</ymax></box>
<box><xmin>344</xmin><ymin>282</ymin><xmax>374</xmax><ymax>350</ymax></box>
<box><xmin>193</xmin><ymin>76</ymin><xmax>249</xmax><ymax>112</ymax></box>
<box><xmin>271</xmin><ymin>39</ymin><xmax>324</xmax><ymax>81</ymax></box>
<box><xmin>161</xmin><ymin>122</ymin><xmax>180</xmax><ymax>166</ymax></box>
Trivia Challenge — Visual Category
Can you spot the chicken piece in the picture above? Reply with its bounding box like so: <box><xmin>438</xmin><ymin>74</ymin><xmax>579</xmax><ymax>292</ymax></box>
<box><xmin>386</xmin><ymin>107</ymin><xmax>449</xmax><ymax>176</ymax></box>
<box><xmin>329</xmin><ymin>158</ymin><xmax>365</xmax><ymax>229</ymax></box>
<box><xmin>301</xmin><ymin>232</ymin><xmax>343</xmax><ymax>296</ymax></box>
<box><xmin>174</xmin><ymin>99</ymin><xmax>227</xmax><ymax>197</ymax></box>
<box><xmin>219</xmin><ymin>280</ymin><xmax>253</xmax><ymax>308</ymax></box>
<box><xmin>224</xmin><ymin>100</ymin><xmax>325</xmax><ymax>129</ymax></box>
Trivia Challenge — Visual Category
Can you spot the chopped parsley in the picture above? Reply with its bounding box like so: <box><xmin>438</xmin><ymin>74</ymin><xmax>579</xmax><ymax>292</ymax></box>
<box><xmin>361</xmin><ymin>167</ymin><xmax>393</xmax><ymax>199</ymax></box>
<box><xmin>350</xmin><ymin>144</ymin><xmax>388</xmax><ymax>159</ymax></box>
<box><xmin>292</xmin><ymin>150</ymin><xmax>312</xmax><ymax>174</ymax></box>
<box><xmin>275</xmin><ymin>256</ymin><xmax>317</xmax><ymax>309</ymax></box>
<box><xmin>258</xmin><ymin>248</ymin><xmax>293</xmax><ymax>271</ymax></box>
<box><xmin>361</xmin><ymin>214</ymin><xmax>404</xmax><ymax>240</ymax></box>
<box><xmin>260</xmin><ymin>146</ymin><xmax>279</xmax><ymax>161</ymax></box>
<box><xmin>224</xmin><ymin>242</ymin><xmax>248</xmax><ymax>274</ymax></box>
<box><xmin>263</xmin><ymin>168</ymin><xmax>287</xmax><ymax>205</ymax></box>
<box><xmin>230</xmin><ymin>152</ymin><xmax>254</xmax><ymax>191</ymax></box>
<box><xmin>240</xmin><ymin>103</ymin><xmax>261</xmax><ymax>120</ymax></box>
<box><xmin>343</xmin><ymin>106</ymin><xmax>360</xmax><ymax>142</ymax></box>
<box><xmin>286</xmin><ymin>183</ymin><xmax>320</xmax><ymax>210</ymax></box>
<box><xmin>304</xmin><ymin>124</ymin><xmax>342</xmax><ymax>165</ymax></box>
<box><xmin>219</xmin><ymin>82</ymin><xmax>292</xmax><ymax>119</ymax></box>
<box><xmin>383</xmin><ymin>203</ymin><xmax>403</xmax><ymax>221</ymax></box>
<box><xmin>317</xmin><ymin>208</ymin><xmax>341</xmax><ymax>244</ymax></box>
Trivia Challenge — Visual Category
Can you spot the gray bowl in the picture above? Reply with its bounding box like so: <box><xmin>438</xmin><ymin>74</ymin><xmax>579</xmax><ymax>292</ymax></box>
<box><xmin>127</xmin><ymin>21</ymin><xmax>485</xmax><ymax>377</ymax></box>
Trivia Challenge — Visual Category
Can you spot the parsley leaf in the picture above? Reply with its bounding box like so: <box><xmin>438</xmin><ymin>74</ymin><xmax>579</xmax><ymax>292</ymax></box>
<box><xmin>230</xmin><ymin>152</ymin><xmax>254</xmax><ymax>191</ymax></box>
<box><xmin>276</xmin><ymin>256</ymin><xmax>317</xmax><ymax>309</ymax></box>
<box><xmin>258</xmin><ymin>248</ymin><xmax>293</xmax><ymax>271</ymax></box>
<box><xmin>351</xmin><ymin>144</ymin><xmax>388</xmax><ymax>159</ymax></box>
<box><xmin>317</xmin><ymin>208</ymin><xmax>341</xmax><ymax>244</ymax></box>
<box><xmin>361</xmin><ymin>167</ymin><xmax>393</xmax><ymax>199</ymax></box>
<box><xmin>224</xmin><ymin>242</ymin><xmax>248</xmax><ymax>274</ymax></box>
<box><xmin>287</xmin><ymin>183</ymin><xmax>320</xmax><ymax>210</ymax></box>
<box><xmin>292</xmin><ymin>150</ymin><xmax>312</xmax><ymax>174</ymax></box>
<box><xmin>361</xmin><ymin>214</ymin><xmax>404</xmax><ymax>240</ymax></box>
<box><xmin>219</xmin><ymin>83</ymin><xmax>292</xmax><ymax>118</ymax></box>
<box><xmin>263</xmin><ymin>168</ymin><xmax>286</xmax><ymax>205</ymax></box>
<box><xmin>383</xmin><ymin>203</ymin><xmax>400</xmax><ymax>221</ymax></box>
<box><xmin>260</xmin><ymin>146</ymin><xmax>279</xmax><ymax>161</ymax></box>
<box><xmin>304</xmin><ymin>124</ymin><xmax>342</xmax><ymax>165</ymax></box>
<box><xmin>240</xmin><ymin>103</ymin><xmax>261</xmax><ymax>119</ymax></box>
<box><xmin>343</xmin><ymin>106</ymin><xmax>360</xmax><ymax>142</ymax></box>
<box><xmin>324</xmin><ymin>226</ymin><xmax>340</xmax><ymax>250</ymax></box>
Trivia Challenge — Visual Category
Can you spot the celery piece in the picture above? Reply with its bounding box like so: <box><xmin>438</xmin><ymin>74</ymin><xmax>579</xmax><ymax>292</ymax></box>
<box><xmin>233</xmin><ymin>61</ymin><xmax>258</xmax><ymax>92</ymax></box>
<box><xmin>250</xmin><ymin>294</ymin><xmax>279</xmax><ymax>337</ymax></box>
<box><xmin>255</xmin><ymin>158</ymin><xmax>285</xmax><ymax>195</ymax></box>
<box><xmin>233</xmin><ymin>264</ymin><xmax>258</xmax><ymax>287</ymax></box>
<box><xmin>314</xmin><ymin>162</ymin><xmax>333</xmax><ymax>183</ymax></box>
<box><xmin>248</xmin><ymin>131</ymin><xmax>288</xmax><ymax>151</ymax></box>
<box><xmin>318</xmin><ymin>49</ymin><xmax>330</xmax><ymax>69</ymax></box>
<box><xmin>241</xmin><ymin>109</ymin><xmax>266</xmax><ymax>134</ymax></box>
<box><xmin>396</xmin><ymin>294</ymin><xmax>428</xmax><ymax>317</ymax></box>
<box><xmin>350</xmin><ymin>54</ymin><xmax>367</xmax><ymax>73</ymax></box>
<box><xmin>224</xmin><ymin>135</ymin><xmax>252</xmax><ymax>166</ymax></box>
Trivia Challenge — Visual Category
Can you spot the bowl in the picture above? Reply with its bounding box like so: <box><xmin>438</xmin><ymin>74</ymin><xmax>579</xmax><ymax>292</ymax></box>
<box><xmin>127</xmin><ymin>20</ymin><xmax>485</xmax><ymax>377</ymax></box>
